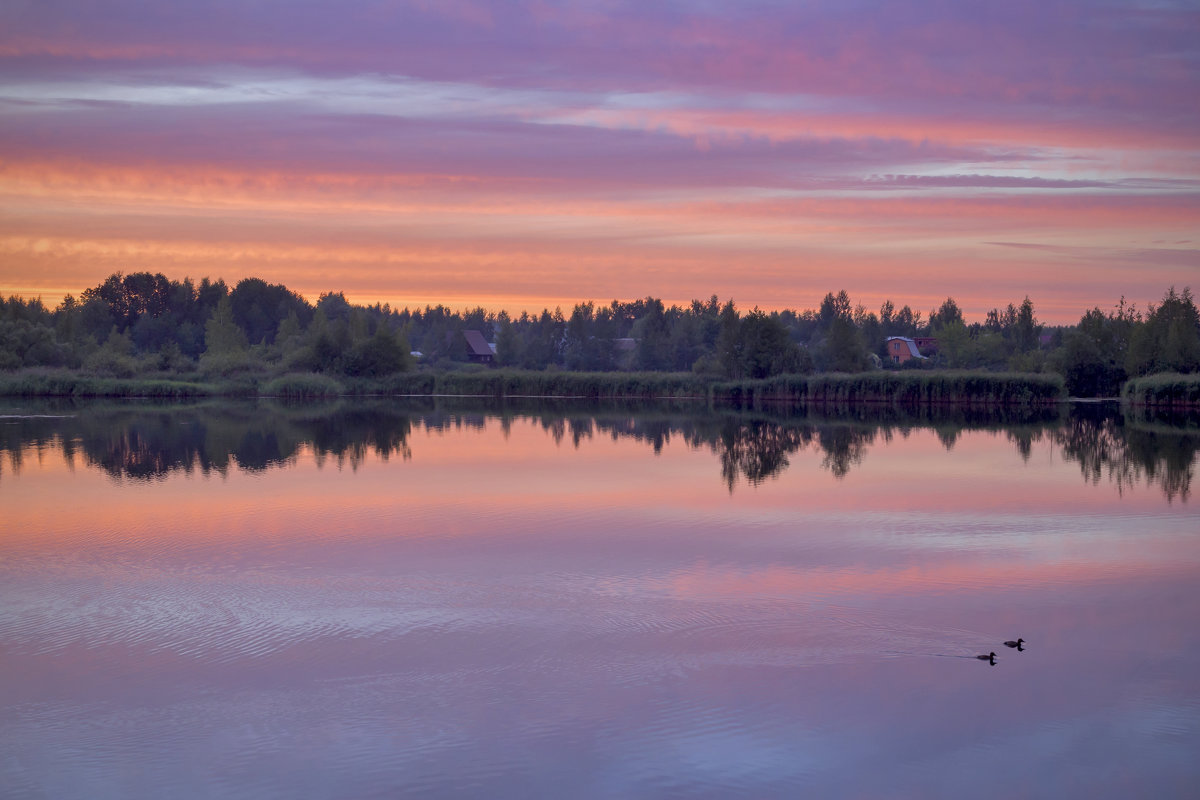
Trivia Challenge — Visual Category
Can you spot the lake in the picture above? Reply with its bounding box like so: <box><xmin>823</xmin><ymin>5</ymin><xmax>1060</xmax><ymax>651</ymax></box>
<box><xmin>2</xmin><ymin>398</ymin><xmax>1197</xmax><ymax>798</ymax></box>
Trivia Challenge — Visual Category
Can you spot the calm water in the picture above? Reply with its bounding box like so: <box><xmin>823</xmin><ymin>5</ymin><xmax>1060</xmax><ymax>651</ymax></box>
<box><xmin>2</xmin><ymin>399</ymin><xmax>1198</xmax><ymax>798</ymax></box>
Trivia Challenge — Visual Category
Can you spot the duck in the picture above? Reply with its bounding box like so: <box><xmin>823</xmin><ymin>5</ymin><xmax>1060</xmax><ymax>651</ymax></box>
<box><xmin>976</xmin><ymin>652</ymin><xmax>997</xmax><ymax>664</ymax></box>
<box><xmin>1004</xmin><ymin>638</ymin><xmax>1025</xmax><ymax>650</ymax></box>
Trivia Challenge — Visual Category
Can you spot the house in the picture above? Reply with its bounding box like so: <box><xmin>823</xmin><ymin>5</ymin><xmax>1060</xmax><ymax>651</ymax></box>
<box><xmin>913</xmin><ymin>336</ymin><xmax>939</xmax><ymax>354</ymax></box>
<box><xmin>886</xmin><ymin>336</ymin><xmax>927</xmax><ymax>364</ymax></box>
<box><xmin>463</xmin><ymin>330</ymin><xmax>495</xmax><ymax>365</ymax></box>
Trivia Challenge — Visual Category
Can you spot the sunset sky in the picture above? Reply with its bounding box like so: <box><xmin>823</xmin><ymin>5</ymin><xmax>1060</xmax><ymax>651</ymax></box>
<box><xmin>1</xmin><ymin>0</ymin><xmax>1197</xmax><ymax>323</ymax></box>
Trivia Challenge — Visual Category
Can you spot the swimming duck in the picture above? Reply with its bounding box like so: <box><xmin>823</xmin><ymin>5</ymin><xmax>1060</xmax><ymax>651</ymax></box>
<box><xmin>1004</xmin><ymin>638</ymin><xmax>1025</xmax><ymax>650</ymax></box>
<box><xmin>977</xmin><ymin>652</ymin><xmax>997</xmax><ymax>664</ymax></box>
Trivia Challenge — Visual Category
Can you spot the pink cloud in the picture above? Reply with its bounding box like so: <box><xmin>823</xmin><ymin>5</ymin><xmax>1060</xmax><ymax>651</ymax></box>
<box><xmin>1</xmin><ymin>1</ymin><xmax>1197</xmax><ymax>320</ymax></box>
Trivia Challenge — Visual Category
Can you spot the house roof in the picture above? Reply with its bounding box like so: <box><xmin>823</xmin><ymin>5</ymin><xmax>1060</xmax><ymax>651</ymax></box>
<box><xmin>886</xmin><ymin>336</ymin><xmax>925</xmax><ymax>358</ymax></box>
<box><xmin>463</xmin><ymin>330</ymin><xmax>494</xmax><ymax>357</ymax></box>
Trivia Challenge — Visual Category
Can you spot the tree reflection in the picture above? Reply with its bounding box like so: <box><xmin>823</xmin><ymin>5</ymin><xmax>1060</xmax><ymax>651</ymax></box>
<box><xmin>815</xmin><ymin>425</ymin><xmax>875</xmax><ymax>479</ymax></box>
<box><xmin>715</xmin><ymin>421</ymin><xmax>814</xmax><ymax>490</ymax></box>
<box><xmin>0</xmin><ymin>400</ymin><xmax>413</xmax><ymax>482</ymax></box>
<box><xmin>1005</xmin><ymin>427</ymin><xmax>1045</xmax><ymax>462</ymax></box>
<box><xmin>0</xmin><ymin>399</ymin><xmax>1194</xmax><ymax>500</ymax></box>
<box><xmin>1053</xmin><ymin>406</ymin><xmax>1198</xmax><ymax>502</ymax></box>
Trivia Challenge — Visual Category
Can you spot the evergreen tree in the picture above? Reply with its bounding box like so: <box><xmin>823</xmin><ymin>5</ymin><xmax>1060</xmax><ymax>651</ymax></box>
<box><xmin>204</xmin><ymin>296</ymin><xmax>249</xmax><ymax>355</ymax></box>
<box><xmin>495</xmin><ymin>312</ymin><xmax>521</xmax><ymax>367</ymax></box>
<box><xmin>716</xmin><ymin>301</ymin><xmax>742</xmax><ymax>378</ymax></box>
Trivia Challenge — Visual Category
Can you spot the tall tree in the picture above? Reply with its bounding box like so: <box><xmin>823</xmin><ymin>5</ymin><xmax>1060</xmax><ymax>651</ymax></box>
<box><xmin>928</xmin><ymin>297</ymin><xmax>963</xmax><ymax>332</ymax></box>
<box><xmin>1012</xmin><ymin>296</ymin><xmax>1041</xmax><ymax>352</ymax></box>
<box><xmin>1128</xmin><ymin>287</ymin><xmax>1200</xmax><ymax>375</ymax></box>
<box><xmin>230</xmin><ymin>278</ymin><xmax>312</xmax><ymax>345</ymax></box>
<box><xmin>1060</xmin><ymin>308</ymin><xmax>1127</xmax><ymax>396</ymax></box>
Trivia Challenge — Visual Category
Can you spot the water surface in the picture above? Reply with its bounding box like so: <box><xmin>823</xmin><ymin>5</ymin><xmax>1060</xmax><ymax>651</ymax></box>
<box><xmin>2</xmin><ymin>400</ymin><xmax>1197</xmax><ymax>798</ymax></box>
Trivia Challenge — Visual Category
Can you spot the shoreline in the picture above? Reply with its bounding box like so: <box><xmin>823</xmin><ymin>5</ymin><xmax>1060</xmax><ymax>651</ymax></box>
<box><xmin>1</xmin><ymin>367</ymin><xmax>1195</xmax><ymax>407</ymax></box>
<box><xmin>0</xmin><ymin>367</ymin><xmax>1066</xmax><ymax>406</ymax></box>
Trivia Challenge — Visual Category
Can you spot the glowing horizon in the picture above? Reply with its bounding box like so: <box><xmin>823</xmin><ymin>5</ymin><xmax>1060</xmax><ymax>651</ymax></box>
<box><xmin>1</xmin><ymin>1</ymin><xmax>1197</xmax><ymax>324</ymax></box>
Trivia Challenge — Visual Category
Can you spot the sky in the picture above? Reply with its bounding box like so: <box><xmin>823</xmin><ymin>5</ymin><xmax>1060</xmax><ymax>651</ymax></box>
<box><xmin>1</xmin><ymin>0</ymin><xmax>1198</xmax><ymax>324</ymax></box>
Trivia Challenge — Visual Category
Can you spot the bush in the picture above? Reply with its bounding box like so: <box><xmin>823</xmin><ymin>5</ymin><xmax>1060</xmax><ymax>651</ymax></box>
<box><xmin>83</xmin><ymin>348</ymin><xmax>139</xmax><ymax>379</ymax></box>
<box><xmin>342</xmin><ymin>327</ymin><xmax>413</xmax><ymax>376</ymax></box>
<box><xmin>198</xmin><ymin>351</ymin><xmax>263</xmax><ymax>377</ymax></box>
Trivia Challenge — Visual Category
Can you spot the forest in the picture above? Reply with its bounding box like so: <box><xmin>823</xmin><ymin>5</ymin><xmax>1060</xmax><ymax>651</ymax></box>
<box><xmin>1</xmin><ymin>272</ymin><xmax>1197</xmax><ymax>398</ymax></box>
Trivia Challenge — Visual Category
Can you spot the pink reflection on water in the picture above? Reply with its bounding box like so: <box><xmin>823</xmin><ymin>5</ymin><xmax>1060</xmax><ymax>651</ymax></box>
<box><xmin>1</xmin><ymin>415</ymin><xmax>1197</xmax><ymax>796</ymax></box>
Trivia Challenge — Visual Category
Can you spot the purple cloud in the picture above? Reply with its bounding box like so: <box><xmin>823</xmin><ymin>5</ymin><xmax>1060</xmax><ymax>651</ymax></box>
<box><xmin>1</xmin><ymin>1</ymin><xmax>1197</xmax><ymax>317</ymax></box>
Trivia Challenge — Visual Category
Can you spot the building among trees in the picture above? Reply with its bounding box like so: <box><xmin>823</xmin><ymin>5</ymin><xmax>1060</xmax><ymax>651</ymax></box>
<box><xmin>885</xmin><ymin>336</ymin><xmax>927</xmax><ymax>364</ymax></box>
<box><xmin>463</xmin><ymin>330</ymin><xmax>496</xmax><ymax>365</ymax></box>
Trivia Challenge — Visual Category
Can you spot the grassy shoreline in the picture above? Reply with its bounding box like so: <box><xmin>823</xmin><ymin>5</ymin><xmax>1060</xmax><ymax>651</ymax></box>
<box><xmin>0</xmin><ymin>367</ymin><xmax>1074</xmax><ymax>406</ymax></box>
<box><xmin>1122</xmin><ymin>373</ymin><xmax>1200</xmax><ymax>408</ymax></box>
<box><xmin>711</xmin><ymin>370</ymin><xmax>1065</xmax><ymax>406</ymax></box>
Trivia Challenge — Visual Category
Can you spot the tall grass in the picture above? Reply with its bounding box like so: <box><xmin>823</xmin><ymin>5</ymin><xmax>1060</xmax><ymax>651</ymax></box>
<box><xmin>383</xmin><ymin>369</ymin><xmax>1060</xmax><ymax>405</ymax></box>
<box><xmin>368</xmin><ymin>370</ymin><xmax>709</xmax><ymax>399</ymax></box>
<box><xmin>260</xmin><ymin>373</ymin><xmax>345</xmax><ymax>398</ymax></box>
<box><xmin>2</xmin><ymin>366</ymin><xmax>1066</xmax><ymax>405</ymax></box>
<box><xmin>713</xmin><ymin>371</ymin><xmax>1064</xmax><ymax>407</ymax></box>
<box><xmin>0</xmin><ymin>369</ymin><xmax>216</xmax><ymax>397</ymax></box>
<box><xmin>358</xmin><ymin>372</ymin><xmax>437</xmax><ymax>395</ymax></box>
<box><xmin>1123</xmin><ymin>373</ymin><xmax>1200</xmax><ymax>407</ymax></box>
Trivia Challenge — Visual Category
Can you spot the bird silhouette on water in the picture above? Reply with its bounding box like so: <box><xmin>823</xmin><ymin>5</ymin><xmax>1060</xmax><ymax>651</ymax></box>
<box><xmin>977</xmin><ymin>652</ymin><xmax>997</xmax><ymax>665</ymax></box>
<box><xmin>1004</xmin><ymin>638</ymin><xmax>1025</xmax><ymax>651</ymax></box>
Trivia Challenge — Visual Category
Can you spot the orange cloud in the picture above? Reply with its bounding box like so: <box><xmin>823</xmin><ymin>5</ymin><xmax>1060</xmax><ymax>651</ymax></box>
<box><xmin>2</xmin><ymin>154</ymin><xmax>1196</xmax><ymax>322</ymax></box>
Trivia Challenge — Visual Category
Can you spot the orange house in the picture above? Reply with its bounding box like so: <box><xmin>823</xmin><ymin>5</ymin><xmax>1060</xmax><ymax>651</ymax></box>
<box><xmin>886</xmin><ymin>336</ymin><xmax>927</xmax><ymax>364</ymax></box>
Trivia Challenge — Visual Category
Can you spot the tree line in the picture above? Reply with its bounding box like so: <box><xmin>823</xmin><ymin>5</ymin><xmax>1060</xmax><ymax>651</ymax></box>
<box><xmin>1</xmin><ymin>272</ymin><xmax>1197</xmax><ymax>396</ymax></box>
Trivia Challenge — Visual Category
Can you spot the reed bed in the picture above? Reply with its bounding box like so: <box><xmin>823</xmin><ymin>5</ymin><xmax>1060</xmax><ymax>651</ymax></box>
<box><xmin>260</xmin><ymin>373</ymin><xmax>345</xmax><ymax>398</ymax></box>
<box><xmin>713</xmin><ymin>371</ymin><xmax>1064</xmax><ymax>407</ymax></box>
<box><xmin>377</xmin><ymin>370</ymin><xmax>709</xmax><ymax>399</ymax></box>
<box><xmin>0</xmin><ymin>370</ymin><xmax>216</xmax><ymax>397</ymax></box>
<box><xmin>0</xmin><ymin>366</ymin><xmax>1068</xmax><ymax>405</ymax></box>
<box><xmin>1123</xmin><ymin>373</ymin><xmax>1200</xmax><ymax>407</ymax></box>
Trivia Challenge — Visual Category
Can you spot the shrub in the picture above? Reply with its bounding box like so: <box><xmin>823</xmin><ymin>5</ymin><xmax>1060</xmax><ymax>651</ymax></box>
<box><xmin>198</xmin><ymin>350</ymin><xmax>263</xmax><ymax>377</ymax></box>
<box><xmin>83</xmin><ymin>348</ymin><xmax>139</xmax><ymax>379</ymax></box>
